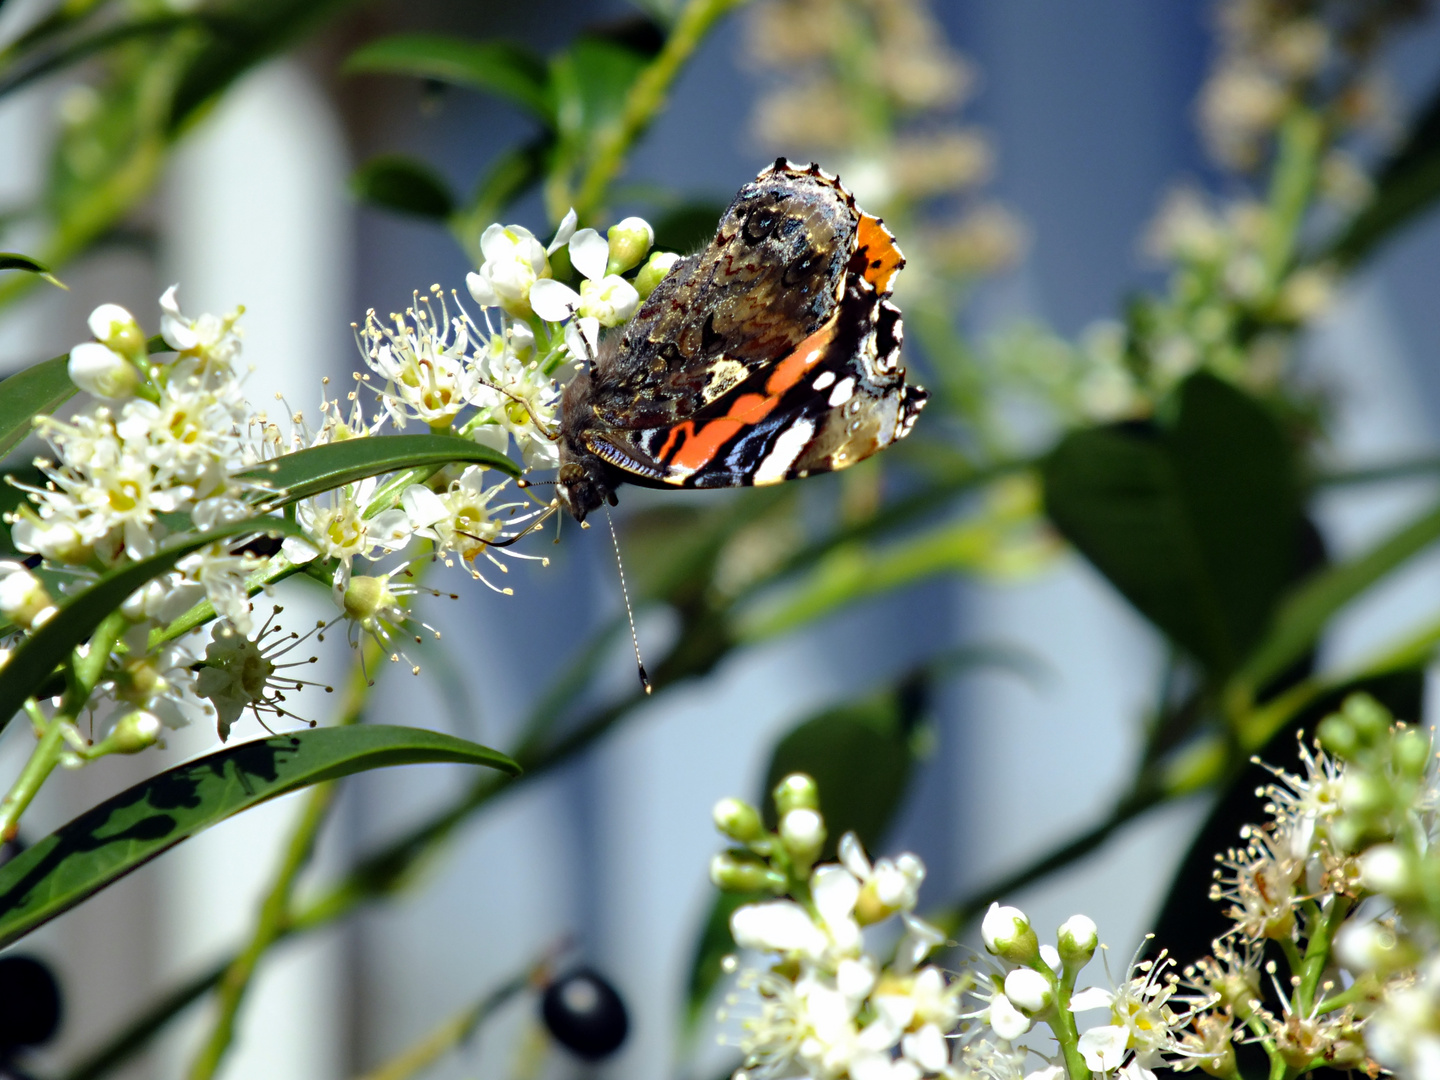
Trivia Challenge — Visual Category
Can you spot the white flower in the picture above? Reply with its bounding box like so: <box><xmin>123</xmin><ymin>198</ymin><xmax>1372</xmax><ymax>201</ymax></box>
<box><xmin>195</xmin><ymin>615</ymin><xmax>326</xmax><ymax>740</ymax></box>
<box><xmin>359</xmin><ymin>292</ymin><xmax>486</xmax><ymax>430</ymax></box>
<box><xmin>400</xmin><ymin>467</ymin><xmax>542</xmax><ymax>591</ymax></box>
<box><xmin>466</xmin><ymin>224</ymin><xmax>550</xmax><ymax>314</ymax></box>
<box><xmin>159</xmin><ymin>285</ymin><xmax>242</xmax><ymax>369</ymax></box>
<box><xmin>295</xmin><ymin>476</ymin><xmax>410</xmax><ymax>585</ymax></box>
<box><xmin>473</xmin><ymin>324</ymin><xmax>560</xmax><ymax>470</ymax></box>
<box><xmin>732</xmin><ymin>900</ymin><xmax>829</xmax><ymax>958</ymax></box>
<box><xmin>1003</xmin><ymin>968</ymin><xmax>1053</xmax><ymax>1014</ymax></box>
<box><xmin>1070</xmin><ymin>947</ymin><xmax>1187</xmax><ymax>1074</ymax></box>
<box><xmin>988</xmin><ymin>991</ymin><xmax>1032</xmax><ymax>1040</ymax></box>
<box><xmin>840</xmin><ymin>831</ymin><xmax>926</xmax><ymax>921</ymax></box>
<box><xmin>528</xmin><ymin>225</ymin><xmax>641</xmax><ymax>356</ymax></box>
<box><xmin>69</xmin><ymin>342</ymin><xmax>139</xmax><ymax>400</ymax></box>
<box><xmin>87</xmin><ymin>303</ymin><xmax>140</xmax><ymax>347</ymax></box>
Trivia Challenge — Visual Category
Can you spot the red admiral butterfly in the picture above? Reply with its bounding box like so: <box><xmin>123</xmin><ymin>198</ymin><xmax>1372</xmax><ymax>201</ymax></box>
<box><xmin>556</xmin><ymin>159</ymin><xmax>927</xmax><ymax>522</ymax></box>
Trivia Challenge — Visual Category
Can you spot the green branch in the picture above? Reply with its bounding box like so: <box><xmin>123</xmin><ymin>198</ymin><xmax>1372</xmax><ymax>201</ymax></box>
<box><xmin>567</xmin><ymin>0</ymin><xmax>752</xmax><ymax>223</ymax></box>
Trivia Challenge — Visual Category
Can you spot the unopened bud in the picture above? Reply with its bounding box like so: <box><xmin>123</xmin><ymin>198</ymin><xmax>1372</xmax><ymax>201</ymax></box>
<box><xmin>710</xmin><ymin>851</ymin><xmax>783</xmax><ymax>893</ymax></box>
<box><xmin>634</xmin><ymin>251</ymin><xmax>680</xmax><ymax>300</ymax></box>
<box><xmin>1359</xmin><ymin>843</ymin><xmax>1413</xmax><ymax>897</ymax></box>
<box><xmin>0</xmin><ymin>567</ymin><xmax>55</xmax><ymax>630</ymax></box>
<box><xmin>1393</xmin><ymin>728</ymin><xmax>1431</xmax><ymax>779</ymax></box>
<box><xmin>981</xmin><ymin>903</ymin><xmax>1039</xmax><ymax>964</ymax></box>
<box><xmin>69</xmin><ymin>342</ymin><xmax>140</xmax><ymax>400</ymax></box>
<box><xmin>1341</xmin><ymin>772</ymin><xmax>1388</xmax><ymax>816</ymax></box>
<box><xmin>779</xmin><ymin>808</ymin><xmax>825</xmax><ymax>864</ymax></box>
<box><xmin>713</xmin><ymin>797</ymin><xmax>765</xmax><ymax>843</ymax></box>
<box><xmin>106</xmin><ymin>710</ymin><xmax>163</xmax><ymax>754</ymax></box>
<box><xmin>1317</xmin><ymin>713</ymin><xmax>1358</xmax><ymax>758</ymax></box>
<box><xmin>1342</xmin><ymin>693</ymin><xmax>1390</xmax><ymax>743</ymax></box>
<box><xmin>1335</xmin><ymin>920</ymin><xmax>1416</xmax><ymax>974</ymax></box>
<box><xmin>1002</xmin><ymin>967</ymin><xmax>1053</xmax><ymax>1014</ymax></box>
<box><xmin>1058</xmin><ymin>914</ymin><xmax>1098</xmax><ymax>966</ymax></box>
<box><xmin>87</xmin><ymin>303</ymin><xmax>146</xmax><ymax>359</ymax></box>
<box><xmin>606</xmin><ymin>217</ymin><xmax>654</xmax><ymax>276</ymax></box>
<box><xmin>773</xmin><ymin>773</ymin><xmax>819</xmax><ymax>816</ymax></box>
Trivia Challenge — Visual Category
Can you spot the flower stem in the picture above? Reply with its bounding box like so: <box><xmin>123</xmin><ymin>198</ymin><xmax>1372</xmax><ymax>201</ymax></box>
<box><xmin>1047</xmin><ymin>966</ymin><xmax>1091</xmax><ymax>1080</ymax></box>
<box><xmin>184</xmin><ymin>635</ymin><xmax>380</xmax><ymax>1080</ymax></box>
<box><xmin>565</xmin><ymin>0</ymin><xmax>753</xmax><ymax>224</ymax></box>
<box><xmin>352</xmin><ymin>957</ymin><xmax>547</xmax><ymax>1080</ymax></box>
<box><xmin>0</xmin><ymin>714</ymin><xmax>69</xmax><ymax>842</ymax></box>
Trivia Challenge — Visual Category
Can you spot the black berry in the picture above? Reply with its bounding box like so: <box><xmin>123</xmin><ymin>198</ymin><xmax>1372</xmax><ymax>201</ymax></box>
<box><xmin>540</xmin><ymin>967</ymin><xmax>628</xmax><ymax>1060</ymax></box>
<box><xmin>0</xmin><ymin>956</ymin><xmax>61</xmax><ymax>1051</ymax></box>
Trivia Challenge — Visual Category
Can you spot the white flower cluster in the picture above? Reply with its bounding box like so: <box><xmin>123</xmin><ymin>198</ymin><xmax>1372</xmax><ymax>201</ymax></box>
<box><xmin>2</xmin><ymin>288</ymin><xmax>261</xmax><ymax>742</ymax></box>
<box><xmin>714</xmin><ymin>780</ymin><xmax>961</xmax><ymax>1080</ymax></box>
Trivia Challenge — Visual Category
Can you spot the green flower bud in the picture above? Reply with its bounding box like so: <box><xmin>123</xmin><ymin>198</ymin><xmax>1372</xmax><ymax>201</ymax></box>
<box><xmin>1057</xmin><ymin>914</ymin><xmax>1098</xmax><ymax>967</ymax></box>
<box><xmin>1393</xmin><ymin>727</ymin><xmax>1431</xmax><ymax>779</ymax></box>
<box><xmin>606</xmin><ymin>217</ymin><xmax>654</xmax><ymax>276</ymax></box>
<box><xmin>713</xmin><ymin>797</ymin><xmax>765</xmax><ymax>843</ymax></box>
<box><xmin>105</xmin><ymin>710</ymin><xmax>163</xmax><ymax>754</ymax></box>
<box><xmin>981</xmin><ymin>903</ymin><xmax>1040</xmax><ymax>964</ymax></box>
<box><xmin>1317</xmin><ymin>713</ymin><xmax>1357</xmax><ymax>758</ymax></box>
<box><xmin>779</xmin><ymin>807</ymin><xmax>826</xmax><ymax>867</ymax></box>
<box><xmin>1342</xmin><ymin>693</ymin><xmax>1390</xmax><ymax>744</ymax></box>
<box><xmin>634</xmin><ymin>251</ymin><xmax>681</xmax><ymax>300</ymax></box>
<box><xmin>773</xmin><ymin>773</ymin><xmax>819</xmax><ymax>816</ymax></box>
<box><xmin>710</xmin><ymin>851</ymin><xmax>784</xmax><ymax>893</ymax></box>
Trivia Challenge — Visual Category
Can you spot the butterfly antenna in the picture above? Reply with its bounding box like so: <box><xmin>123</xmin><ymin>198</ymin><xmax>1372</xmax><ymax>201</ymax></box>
<box><xmin>606</xmin><ymin>507</ymin><xmax>651</xmax><ymax>695</ymax></box>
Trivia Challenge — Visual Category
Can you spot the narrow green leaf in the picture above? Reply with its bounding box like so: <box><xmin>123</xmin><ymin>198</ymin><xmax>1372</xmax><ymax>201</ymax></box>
<box><xmin>0</xmin><ymin>725</ymin><xmax>519</xmax><ymax>949</ymax></box>
<box><xmin>234</xmin><ymin>433</ymin><xmax>519</xmax><ymax>507</ymax></box>
<box><xmin>1234</xmin><ymin>500</ymin><xmax>1440</xmax><ymax>696</ymax></box>
<box><xmin>0</xmin><ymin>253</ymin><xmax>64</xmax><ymax>288</ymax></box>
<box><xmin>351</xmin><ymin>155</ymin><xmax>456</xmax><ymax>220</ymax></box>
<box><xmin>344</xmin><ymin>35</ymin><xmax>553</xmax><ymax>124</ymax></box>
<box><xmin>0</xmin><ymin>518</ymin><xmax>293</xmax><ymax>736</ymax></box>
<box><xmin>0</xmin><ymin>355</ymin><xmax>76</xmax><ymax>458</ymax></box>
<box><xmin>1043</xmin><ymin>373</ymin><xmax>1302</xmax><ymax>678</ymax></box>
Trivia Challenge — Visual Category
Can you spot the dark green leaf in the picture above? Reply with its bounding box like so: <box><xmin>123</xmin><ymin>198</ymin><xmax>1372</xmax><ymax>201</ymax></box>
<box><xmin>0</xmin><ymin>354</ymin><xmax>76</xmax><ymax>459</ymax></box>
<box><xmin>0</xmin><ymin>253</ymin><xmax>63</xmax><ymax>288</ymax></box>
<box><xmin>344</xmin><ymin>35</ymin><xmax>553</xmax><ymax>125</ymax></box>
<box><xmin>1234</xmin><ymin>500</ymin><xmax>1440</xmax><ymax>696</ymax></box>
<box><xmin>0</xmin><ymin>725</ymin><xmax>519</xmax><ymax>949</ymax></box>
<box><xmin>650</xmin><ymin>202</ymin><xmax>725</xmax><ymax>254</ymax></box>
<box><xmin>1332</xmin><ymin>74</ymin><xmax>1440</xmax><ymax>266</ymax></box>
<box><xmin>1043</xmin><ymin>373</ymin><xmax>1301</xmax><ymax>678</ymax></box>
<box><xmin>0</xmin><ymin>518</ymin><xmax>294</xmax><ymax>736</ymax></box>
<box><xmin>453</xmin><ymin>138</ymin><xmax>553</xmax><ymax>252</ymax></box>
<box><xmin>351</xmin><ymin>156</ymin><xmax>456</xmax><ymax>220</ymax></box>
<box><xmin>0</xmin><ymin>17</ymin><xmax>195</xmax><ymax>102</ymax></box>
<box><xmin>234</xmin><ymin>433</ymin><xmax>519</xmax><ymax>507</ymax></box>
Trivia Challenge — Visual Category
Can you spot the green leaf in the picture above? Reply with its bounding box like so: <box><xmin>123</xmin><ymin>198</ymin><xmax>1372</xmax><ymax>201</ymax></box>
<box><xmin>550</xmin><ymin>37</ymin><xmax>648</xmax><ymax>154</ymax></box>
<box><xmin>1043</xmin><ymin>373</ymin><xmax>1302</xmax><ymax>679</ymax></box>
<box><xmin>0</xmin><ymin>517</ymin><xmax>293</xmax><ymax>737</ymax></box>
<box><xmin>0</xmin><ymin>354</ymin><xmax>76</xmax><ymax>459</ymax></box>
<box><xmin>452</xmin><ymin>137</ymin><xmax>553</xmax><ymax>258</ymax></box>
<box><xmin>0</xmin><ymin>253</ymin><xmax>64</xmax><ymax>287</ymax></box>
<box><xmin>1332</xmin><ymin>74</ymin><xmax>1440</xmax><ymax>266</ymax></box>
<box><xmin>1234</xmin><ymin>500</ymin><xmax>1440</xmax><ymax>697</ymax></box>
<box><xmin>234</xmin><ymin>433</ymin><xmax>519</xmax><ymax>507</ymax></box>
<box><xmin>0</xmin><ymin>725</ymin><xmax>519</xmax><ymax>949</ymax></box>
<box><xmin>351</xmin><ymin>155</ymin><xmax>456</xmax><ymax>220</ymax></box>
<box><xmin>344</xmin><ymin>35</ymin><xmax>553</xmax><ymax>125</ymax></box>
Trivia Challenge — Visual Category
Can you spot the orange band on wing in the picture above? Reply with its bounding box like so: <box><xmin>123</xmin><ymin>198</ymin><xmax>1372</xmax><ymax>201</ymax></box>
<box><xmin>663</xmin><ymin>322</ymin><xmax>838</xmax><ymax>477</ymax></box>
<box><xmin>857</xmin><ymin>213</ymin><xmax>903</xmax><ymax>294</ymax></box>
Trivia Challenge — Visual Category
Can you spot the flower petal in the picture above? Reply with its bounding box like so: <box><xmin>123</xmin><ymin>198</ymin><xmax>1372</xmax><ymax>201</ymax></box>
<box><xmin>1069</xmin><ymin>986</ymin><xmax>1115</xmax><ymax>1012</ymax></box>
<box><xmin>548</xmin><ymin>208</ymin><xmax>578</xmax><ymax>254</ymax></box>
<box><xmin>528</xmin><ymin>278</ymin><xmax>582</xmax><ymax>322</ymax></box>
<box><xmin>569</xmin><ymin>227</ymin><xmax>611</xmax><ymax>282</ymax></box>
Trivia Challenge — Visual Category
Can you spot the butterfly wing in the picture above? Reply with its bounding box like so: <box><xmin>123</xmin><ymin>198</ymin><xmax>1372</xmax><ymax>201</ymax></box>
<box><xmin>596</xmin><ymin>274</ymin><xmax>926</xmax><ymax>489</ymax></box>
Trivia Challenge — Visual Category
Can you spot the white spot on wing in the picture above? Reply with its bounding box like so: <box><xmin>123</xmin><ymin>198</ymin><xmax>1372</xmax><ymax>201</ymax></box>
<box><xmin>812</xmin><ymin>371</ymin><xmax>836</xmax><ymax>391</ymax></box>
<box><xmin>754</xmin><ymin>419</ymin><xmax>815</xmax><ymax>485</ymax></box>
<box><xmin>828</xmin><ymin>377</ymin><xmax>855</xmax><ymax>407</ymax></box>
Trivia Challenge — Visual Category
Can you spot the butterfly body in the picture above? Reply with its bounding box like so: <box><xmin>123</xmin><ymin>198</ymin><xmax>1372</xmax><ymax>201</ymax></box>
<box><xmin>557</xmin><ymin>159</ymin><xmax>926</xmax><ymax>522</ymax></box>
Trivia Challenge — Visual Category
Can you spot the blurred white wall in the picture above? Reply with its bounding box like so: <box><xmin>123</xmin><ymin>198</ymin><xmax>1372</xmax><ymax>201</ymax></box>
<box><xmin>153</xmin><ymin>58</ymin><xmax>353</xmax><ymax>1080</ymax></box>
